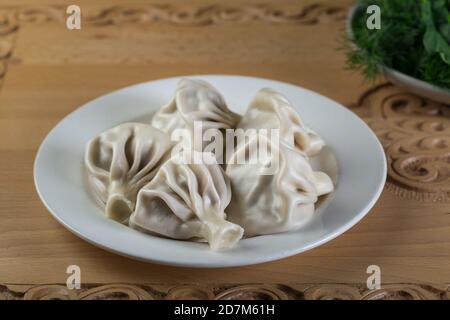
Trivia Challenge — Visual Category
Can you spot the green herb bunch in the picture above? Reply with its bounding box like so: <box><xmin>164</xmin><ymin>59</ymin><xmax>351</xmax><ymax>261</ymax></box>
<box><xmin>347</xmin><ymin>0</ymin><xmax>450</xmax><ymax>89</ymax></box>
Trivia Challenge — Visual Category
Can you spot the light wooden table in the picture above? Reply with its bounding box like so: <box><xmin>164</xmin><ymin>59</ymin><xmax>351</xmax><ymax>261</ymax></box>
<box><xmin>0</xmin><ymin>0</ymin><xmax>449</xmax><ymax>300</ymax></box>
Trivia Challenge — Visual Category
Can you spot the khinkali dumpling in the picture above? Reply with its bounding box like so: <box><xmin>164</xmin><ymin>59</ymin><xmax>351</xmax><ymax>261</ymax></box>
<box><xmin>152</xmin><ymin>78</ymin><xmax>240</xmax><ymax>134</ymax></box>
<box><xmin>129</xmin><ymin>150</ymin><xmax>244</xmax><ymax>250</ymax></box>
<box><xmin>85</xmin><ymin>123</ymin><xmax>172</xmax><ymax>223</ymax></box>
<box><xmin>237</xmin><ymin>88</ymin><xmax>324</xmax><ymax>156</ymax></box>
<box><xmin>151</xmin><ymin>79</ymin><xmax>240</xmax><ymax>162</ymax></box>
<box><xmin>225</xmin><ymin>133</ymin><xmax>333</xmax><ymax>237</ymax></box>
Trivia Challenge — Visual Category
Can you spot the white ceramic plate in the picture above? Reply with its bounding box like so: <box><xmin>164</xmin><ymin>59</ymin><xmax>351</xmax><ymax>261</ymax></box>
<box><xmin>34</xmin><ymin>75</ymin><xmax>386</xmax><ymax>268</ymax></box>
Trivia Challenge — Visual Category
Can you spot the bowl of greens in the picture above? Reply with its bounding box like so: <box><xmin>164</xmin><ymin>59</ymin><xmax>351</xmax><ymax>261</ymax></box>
<box><xmin>346</xmin><ymin>0</ymin><xmax>450</xmax><ymax>104</ymax></box>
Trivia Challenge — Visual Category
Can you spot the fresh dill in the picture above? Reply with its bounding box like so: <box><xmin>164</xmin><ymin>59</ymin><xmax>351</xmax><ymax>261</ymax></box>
<box><xmin>346</xmin><ymin>0</ymin><xmax>450</xmax><ymax>89</ymax></box>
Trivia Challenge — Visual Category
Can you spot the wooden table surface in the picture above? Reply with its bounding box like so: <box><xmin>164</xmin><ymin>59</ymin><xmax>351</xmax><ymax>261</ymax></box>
<box><xmin>0</xmin><ymin>0</ymin><xmax>449</xmax><ymax>300</ymax></box>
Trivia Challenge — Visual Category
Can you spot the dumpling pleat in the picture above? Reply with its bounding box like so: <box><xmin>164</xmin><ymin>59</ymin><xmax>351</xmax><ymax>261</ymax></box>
<box><xmin>129</xmin><ymin>151</ymin><xmax>244</xmax><ymax>250</ymax></box>
<box><xmin>85</xmin><ymin>123</ymin><xmax>172</xmax><ymax>223</ymax></box>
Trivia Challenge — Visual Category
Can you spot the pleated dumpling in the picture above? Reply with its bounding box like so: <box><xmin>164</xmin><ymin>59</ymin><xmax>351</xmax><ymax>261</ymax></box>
<box><xmin>237</xmin><ymin>88</ymin><xmax>324</xmax><ymax>156</ymax></box>
<box><xmin>151</xmin><ymin>79</ymin><xmax>240</xmax><ymax>162</ymax></box>
<box><xmin>152</xmin><ymin>78</ymin><xmax>240</xmax><ymax>134</ymax></box>
<box><xmin>85</xmin><ymin>123</ymin><xmax>172</xmax><ymax>223</ymax></box>
<box><xmin>225</xmin><ymin>133</ymin><xmax>333</xmax><ymax>237</ymax></box>
<box><xmin>129</xmin><ymin>150</ymin><xmax>244</xmax><ymax>250</ymax></box>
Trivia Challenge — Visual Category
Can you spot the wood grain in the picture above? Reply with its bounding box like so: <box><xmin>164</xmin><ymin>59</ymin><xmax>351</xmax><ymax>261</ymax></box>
<box><xmin>0</xmin><ymin>0</ymin><xmax>449</xmax><ymax>296</ymax></box>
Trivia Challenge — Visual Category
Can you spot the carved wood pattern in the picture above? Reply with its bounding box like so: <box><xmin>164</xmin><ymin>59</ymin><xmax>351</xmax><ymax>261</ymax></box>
<box><xmin>351</xmin><ymin>84</ymin><xmax>450</xmax><ymax>202</ymax></box>
<box><xmin>0</xmin><ymin>283</ymin><xmax>448</xmax><ymax>300</ymax></box>
<box><xmin>0</xmin><ymin>8</ymin><xmax>16</xmax><ymax>88</ymax></box>
<box><xmin>0</xmin><ymin>3</ymin><xmax>346</xmax><ymax>28</ymax></box>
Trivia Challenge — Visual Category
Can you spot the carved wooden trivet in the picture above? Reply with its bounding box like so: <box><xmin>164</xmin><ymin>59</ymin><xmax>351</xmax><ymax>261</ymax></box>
<box><xmin>1</xmin><ymin>283</ymin><xmax>448</xmax><ymax>300</ymax></box>
<box><xmin>351</xmin><ymin>84</ymin><xmax>450</xmax><ymax>202</ymax></box>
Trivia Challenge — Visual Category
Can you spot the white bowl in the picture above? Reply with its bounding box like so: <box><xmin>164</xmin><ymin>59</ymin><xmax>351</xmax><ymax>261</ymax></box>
<box><xmin>347</xmin><ymin>6</ymin><xmax>450</xmax><ymax>104</ymax></box>
<box><xmin>383</xmin><ymin>67</ymin><xmax>450</xmax><ymax>104</ymax></box>
<box><xmin>34</xmin><ymin>75</ymin><xmax>386</xmax><ymax>268</ymax></box>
